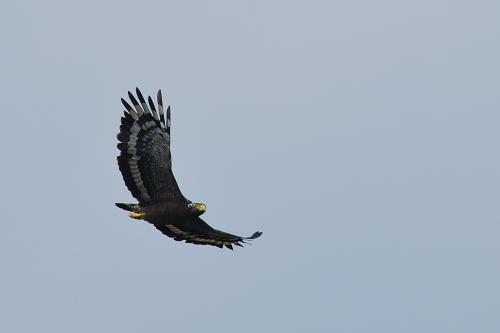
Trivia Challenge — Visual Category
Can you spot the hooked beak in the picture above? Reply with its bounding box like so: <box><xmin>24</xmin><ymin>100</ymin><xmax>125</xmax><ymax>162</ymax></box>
<box><xmin>195</xmin><ymin>203</ymin><xmax>206</xmax><ymax>213</ymax></box>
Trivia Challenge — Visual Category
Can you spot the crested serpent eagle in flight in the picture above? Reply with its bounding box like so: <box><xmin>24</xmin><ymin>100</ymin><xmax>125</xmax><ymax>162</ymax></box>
<box><xmin>115</xmin><ymin>88</ymin><xmax>262</xmax><ymax>250</ymax></box>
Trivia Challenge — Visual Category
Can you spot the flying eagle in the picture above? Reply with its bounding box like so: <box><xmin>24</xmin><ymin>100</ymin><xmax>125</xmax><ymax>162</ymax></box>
<box><xmin>115</xmin><ymin>88</ymin><xmax>262</xmax><ymax>249</ymax></box>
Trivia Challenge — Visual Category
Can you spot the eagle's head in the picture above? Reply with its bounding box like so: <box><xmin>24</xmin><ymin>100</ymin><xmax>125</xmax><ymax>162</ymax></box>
<box><xmin>187</xmin><ymin>202</ymin><xmax>206</xmax><ymax>216</ymax></box>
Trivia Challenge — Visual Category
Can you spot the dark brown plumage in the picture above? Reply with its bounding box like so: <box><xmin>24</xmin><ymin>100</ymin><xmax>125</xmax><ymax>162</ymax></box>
<box><xmin>115</xmin><ymin>88</ymin><xmax>262</xmax><ymax>249</ymax></box>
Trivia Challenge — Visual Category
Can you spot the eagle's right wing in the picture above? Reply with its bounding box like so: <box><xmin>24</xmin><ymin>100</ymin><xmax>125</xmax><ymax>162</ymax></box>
<box><xmin>154</xmin><ymin>217</ymin><xmax>263</xmax><ymax>250</ymax></box>
<box><xmin>117</xmin><ymin>88</ymin><xmax>185</xmax><ymax>205</ymax></box>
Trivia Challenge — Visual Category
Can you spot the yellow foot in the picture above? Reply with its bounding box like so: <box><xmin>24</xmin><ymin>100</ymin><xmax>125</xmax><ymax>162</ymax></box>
<box><xmin>129</xmin><ymin>212</ymin><xmax>146</xmax><ymax>220</ymax></box>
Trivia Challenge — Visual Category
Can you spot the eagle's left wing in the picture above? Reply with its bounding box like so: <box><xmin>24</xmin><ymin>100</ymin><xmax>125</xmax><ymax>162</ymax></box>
<box><xmin>154</xmin><ymin>218</ymin><xmax>262</xmax><ymax>250</ymax></box>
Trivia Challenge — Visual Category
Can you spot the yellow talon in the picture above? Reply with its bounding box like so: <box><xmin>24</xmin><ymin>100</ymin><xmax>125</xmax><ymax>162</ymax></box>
<box><xmin>129</xmin><ymin>212</ymin><xmax>146</xmax><ymax>219</ymax></box>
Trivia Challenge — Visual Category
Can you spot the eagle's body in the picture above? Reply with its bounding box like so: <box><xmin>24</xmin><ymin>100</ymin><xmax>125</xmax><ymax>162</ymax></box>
<box><xmin>115</xmin><ymin>88</ymin><xmax>262</xmax><ymax>249</ymax></box>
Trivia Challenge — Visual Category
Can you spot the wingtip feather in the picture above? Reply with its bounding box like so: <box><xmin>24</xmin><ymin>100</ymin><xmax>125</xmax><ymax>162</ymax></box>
<box><xmin>121</xmin><ymin>98</ymin><xmax>132</xmax><ymax>111</ymax></box>
<box><xmin>157</xmin><ymin>89</ymin><xmax>163</xmax><ymax>103</ymax></box>
<box><xmin>128</xmin><ymin>91</ymin><xmax>140</xmax><ymax>107</ymax></box>
<box><xmin>135</xmin><ymin>87</ymin><xmax>146</xmax><ymax>104</ymax></box>
<box><xmin>246</xmin><ymin>231</ymin><xmax>263</xmax><ymax>240</ymax></box>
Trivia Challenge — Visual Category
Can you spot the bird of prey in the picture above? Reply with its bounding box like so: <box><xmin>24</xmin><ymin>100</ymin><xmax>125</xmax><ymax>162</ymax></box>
<box><xmin>115</xmin><ymin>88</ymin><xmax>262</xmax><ymax>249</ymax></box>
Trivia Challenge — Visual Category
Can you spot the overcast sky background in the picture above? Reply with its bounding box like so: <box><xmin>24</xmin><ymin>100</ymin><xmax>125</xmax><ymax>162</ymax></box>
<box><xmin>1</xmin><ymin>1</ymin><xmax>499</xmax><ymax>332</ymax></box>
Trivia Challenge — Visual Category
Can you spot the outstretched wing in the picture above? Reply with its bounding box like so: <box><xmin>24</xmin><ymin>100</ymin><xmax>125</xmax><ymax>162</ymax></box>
<box><xmin>154</xmin><ymin>218</ymin><xmax>263</xmax><ymax>250</ymax></box>
<box><xmin>117</xmin><ymin>88</ymin><xmax>184</xmax><ymax>205</ymax></box>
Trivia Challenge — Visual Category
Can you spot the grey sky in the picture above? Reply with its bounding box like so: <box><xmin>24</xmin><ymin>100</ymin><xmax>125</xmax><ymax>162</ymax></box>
<box><xmin>1</xmin><ymin>0</ymin><xmax>499</xmax><ymax>332</ymax></box>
